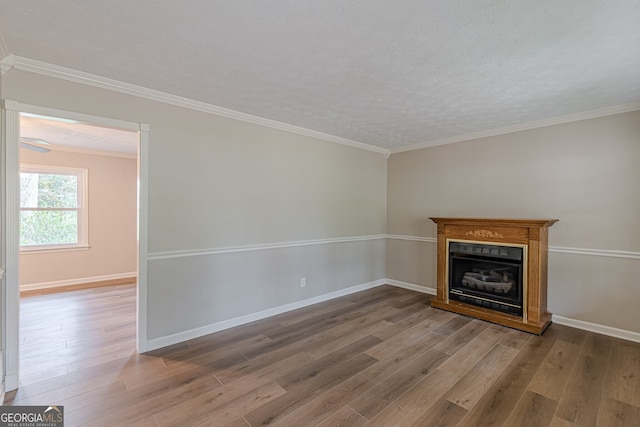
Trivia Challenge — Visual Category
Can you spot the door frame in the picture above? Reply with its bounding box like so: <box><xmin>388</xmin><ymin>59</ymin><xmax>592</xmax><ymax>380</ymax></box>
<box><xmin>1</xmin><ymin>100</ymin><xmax>149</xmax><ymax>391</ymax></box>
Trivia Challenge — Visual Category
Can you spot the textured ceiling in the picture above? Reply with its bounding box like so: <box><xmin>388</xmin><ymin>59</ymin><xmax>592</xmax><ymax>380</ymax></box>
<box><xmin>0</xmin><ymin>1</ymin><xmax>639</xmax><ymax>151</ymax></box>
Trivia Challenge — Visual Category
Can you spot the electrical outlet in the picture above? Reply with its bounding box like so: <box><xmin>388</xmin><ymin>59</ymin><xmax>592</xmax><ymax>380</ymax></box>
<box><xmin>300</xmin><ymin>277</ymin><xmax>306</xmax><ymax>287</ymax></box>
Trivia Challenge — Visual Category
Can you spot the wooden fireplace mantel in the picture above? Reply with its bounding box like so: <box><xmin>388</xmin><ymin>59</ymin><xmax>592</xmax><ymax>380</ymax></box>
<box><xmin>430</xmin><ymin>217</ymin><xmax>558</xmax><ymax>334</ymax></box>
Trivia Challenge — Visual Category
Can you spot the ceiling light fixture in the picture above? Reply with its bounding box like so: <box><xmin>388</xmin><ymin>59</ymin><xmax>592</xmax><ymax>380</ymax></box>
<box><xmin>20</xmin><ymin>137</ymin><xmax>51</xmax><ymax>153</ymax></box>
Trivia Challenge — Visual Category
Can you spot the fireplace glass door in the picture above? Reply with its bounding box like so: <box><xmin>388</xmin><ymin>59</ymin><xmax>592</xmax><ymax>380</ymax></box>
<box><xmin>448</xmin><ymin>241</ymin><xmax>524</xmax><ymax>316</ymax></box>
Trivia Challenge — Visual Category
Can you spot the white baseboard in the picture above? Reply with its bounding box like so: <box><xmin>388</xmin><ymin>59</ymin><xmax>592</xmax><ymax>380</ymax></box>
<box><xmin>385</xmin><ymin>279</ymin><xmax>640</xmax><ymax>343</ymax></box>
<box><xmin>20</xmin><ymin>272</ymin><xmax>137</xmax><ymax>292</ymax></box>
<box><xmin>146</xmin><ymin>279</ymin><xmax>386</xmax><ymax>351</ymax></box>
<box><xmin>144</xmin><ymin>278</ymin><xmax>640</xmax><ymax>351</ymax></box>
<box><xmin>386</xmin><ymin>279</ymin><xmax>436</xmax><ymax>295</ymax></box>
<box><xmin>552</xmin><ymin>315</ymin><xmax>640</xmax><ymax>343</ymax></box>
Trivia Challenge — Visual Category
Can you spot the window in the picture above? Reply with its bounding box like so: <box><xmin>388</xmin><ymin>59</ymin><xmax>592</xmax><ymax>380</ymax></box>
<box><xmin>20</xmin><ymin>165</ymin><xmax>88</xmax><ymax>251</ymax></box>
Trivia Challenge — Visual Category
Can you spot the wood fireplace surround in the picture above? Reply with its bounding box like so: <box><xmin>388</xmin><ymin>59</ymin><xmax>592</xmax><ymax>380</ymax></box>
<box><xmin>430</xmin><ymin>217</ymin><xmax>557</xmax><ymax>334</ymax></box>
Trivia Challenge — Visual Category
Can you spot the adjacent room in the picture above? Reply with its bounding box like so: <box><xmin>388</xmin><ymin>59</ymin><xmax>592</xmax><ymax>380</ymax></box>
<box><xmin>17</xmin><ymin>114</ymin><xmax>139</xmax><ymax>393</ymax></box>
<box><xmin>0</xmin><ymin>2</ymin><xmax>638</xmax><ymax>426</ymax></box>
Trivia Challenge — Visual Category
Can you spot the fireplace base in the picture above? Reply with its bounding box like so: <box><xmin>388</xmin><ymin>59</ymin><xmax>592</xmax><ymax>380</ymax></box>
<box><xmin>430</xmin><ymin>218</ymin><xmax>557</xmax><ymax>335</ymax></box>
<box><xmin>431</xmin><ymin>299</ymin><xmax>552</xmax><ymax>335</ymax></box>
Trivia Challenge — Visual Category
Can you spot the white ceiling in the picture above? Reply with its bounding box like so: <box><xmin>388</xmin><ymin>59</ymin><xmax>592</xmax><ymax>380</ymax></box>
<box><xmin>1</xmin><ymin>1</ymin><xmax>639</xmax><ymax>152</ymax></box>
<box><xmin>20</xmin><ymin>115</ymin><xmax>138</xmax><ymax>156</ymax></box>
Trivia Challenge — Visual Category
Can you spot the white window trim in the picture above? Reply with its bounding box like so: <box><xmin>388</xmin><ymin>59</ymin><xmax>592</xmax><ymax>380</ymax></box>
<box><xmin>19</xmin><ymin>163</ymin><xmax>89</xmax><ymax>252</ymax></box>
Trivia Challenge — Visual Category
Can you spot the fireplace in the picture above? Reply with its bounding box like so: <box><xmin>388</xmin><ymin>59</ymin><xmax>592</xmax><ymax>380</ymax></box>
<box><xmin>448</xmin><ymin>241</ymin><xmax>525</xmax><ymax>317</ymax></box>
<box><xmin>430</xmin><ymin>218</ymin><xmax>557</xmax><ymax>334</ymax></box>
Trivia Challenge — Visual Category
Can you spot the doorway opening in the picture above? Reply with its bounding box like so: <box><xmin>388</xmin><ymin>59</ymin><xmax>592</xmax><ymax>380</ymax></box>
<box><xmin>19</xmin><ymin>113</ymin><xmax>138</xmax><ymax>390</ymax></box>
<box><xmin>2</xmin><ymin>101</ymin><xmax>149</xmax><ymax>392</ymax></box>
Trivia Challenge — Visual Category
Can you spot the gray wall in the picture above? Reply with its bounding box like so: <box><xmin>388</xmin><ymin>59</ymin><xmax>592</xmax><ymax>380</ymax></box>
<box><xmin>387</xmin><ymin>111</ymin><xmax>640</xmax><ymax>332</ymax></box>
<box><xmin>2</xmin><ymin>69</ymin><xmax>639</xmax><ymax>346</ymax></box>
<box><xmin>3</xmin><ymin>70</ymin><xmax>388</xmax><ymax>343</ymax></box>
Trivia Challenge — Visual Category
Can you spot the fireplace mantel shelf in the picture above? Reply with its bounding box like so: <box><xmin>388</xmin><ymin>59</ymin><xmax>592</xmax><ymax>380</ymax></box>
<box><xmin>430</xmin><ymin>217</ymin><xmax>557</xmax><ymax>334</ymax></box>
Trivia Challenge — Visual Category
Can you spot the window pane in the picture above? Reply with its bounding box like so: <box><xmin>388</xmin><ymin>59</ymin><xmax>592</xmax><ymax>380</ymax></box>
<box><xmin>20</xmin><ymin>210</ymin><xmax>78</xmax><ymax>246</ymax></box>
<box><xmin>20</xmin><ymin>173</ymin><xmax>78</xmax><ymax>208</ymax></box>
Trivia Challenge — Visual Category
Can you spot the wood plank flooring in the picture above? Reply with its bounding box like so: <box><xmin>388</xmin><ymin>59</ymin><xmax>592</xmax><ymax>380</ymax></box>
<box><xmin>4</xmin><ymin>284</ymin><xmax>640</xmax><ymax>426</ymax></box>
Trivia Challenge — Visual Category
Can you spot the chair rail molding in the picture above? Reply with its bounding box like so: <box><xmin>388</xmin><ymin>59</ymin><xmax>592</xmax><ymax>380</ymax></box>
<box><xmin>147</xmin><ymin>235</ymin><xmax>388</xmax><ymax>261</ymax></box>
<box><xmin>386</xmin><ymin>234</ymin><xmax>640</xmax><ymax>260</ymax></box>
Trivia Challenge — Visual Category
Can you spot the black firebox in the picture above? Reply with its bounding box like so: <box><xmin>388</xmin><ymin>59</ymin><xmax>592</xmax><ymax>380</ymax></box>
<box><xmin>448</xmin><ymin>241</ymin><xmax>524</xmax><ymax>316</ymax></box>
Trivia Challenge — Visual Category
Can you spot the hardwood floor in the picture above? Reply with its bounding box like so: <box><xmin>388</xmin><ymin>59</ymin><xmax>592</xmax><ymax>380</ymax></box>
<box><xmin>4</xmin><ymin>284</ymin><xmax>640</xmax><ymax>426</ymax></box>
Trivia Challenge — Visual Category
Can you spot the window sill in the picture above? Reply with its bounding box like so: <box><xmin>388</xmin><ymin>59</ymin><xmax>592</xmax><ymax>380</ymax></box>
<box><xmin>20</xmin><ymin>245</ymin><xmax>91</xmax><ymax>254</ymax></box>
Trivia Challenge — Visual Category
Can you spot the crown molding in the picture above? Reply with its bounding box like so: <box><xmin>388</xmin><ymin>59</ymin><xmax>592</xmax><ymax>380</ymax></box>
<box><xmin>391</xmin><ymin>101</ymin><xmax>640</xmax><ymax>154</ymax></box>
<box><xmin>0</xmin><ymin>55</ymin><xmax>390</xmax><ymax>156</ymax></box>
<box><xmin>4</xmin><ymin>55</ymin><xmax>637</xmax><ymax>158</ymax></box>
